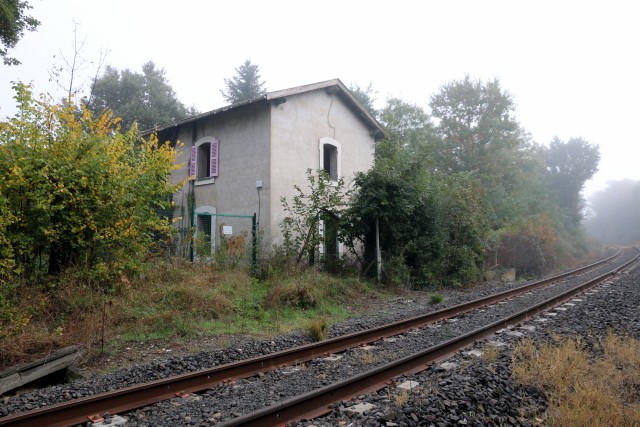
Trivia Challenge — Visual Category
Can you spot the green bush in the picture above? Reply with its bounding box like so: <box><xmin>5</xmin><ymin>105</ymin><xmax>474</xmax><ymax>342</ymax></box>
<box><xmin>0</xmin><ymin>83</ymin><xmax>179</xmax><ymax>286</ymax></box>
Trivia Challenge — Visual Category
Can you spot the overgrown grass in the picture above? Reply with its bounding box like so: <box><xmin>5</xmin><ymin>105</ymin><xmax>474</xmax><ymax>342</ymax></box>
<box><xmin>512</xmin><ymin>333</ymin><xmax>640</xmax><ymax>426</ymax></box>
<box><xmin>0</xmin><ymin>257</ymin><xmax>371</xmax><ymax>368</ymax></box>
<box><xmin>429</xmin><ymin>294</ymin><xmax>444</xmax><ymax>305</ymax></box>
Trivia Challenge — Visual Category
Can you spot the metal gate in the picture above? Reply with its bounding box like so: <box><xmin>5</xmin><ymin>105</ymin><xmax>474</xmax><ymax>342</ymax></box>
<box><xmin>192</xmin><ymin>212</ymin><xmax>257</xmax><ymax>270</ymax></box>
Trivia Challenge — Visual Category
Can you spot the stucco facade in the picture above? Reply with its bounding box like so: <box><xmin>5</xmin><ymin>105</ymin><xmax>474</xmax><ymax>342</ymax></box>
<box><xmin>155</xmin><ymin>79</ymin><xmax>383</xmax><ymax>255</ymax></box>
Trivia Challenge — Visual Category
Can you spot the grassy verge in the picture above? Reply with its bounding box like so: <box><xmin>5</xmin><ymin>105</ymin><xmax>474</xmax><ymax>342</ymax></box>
<box><xmin>512</xmin><ymin>333</ymin><xmax>640</xmax><ymax>426</ymax></box>
<box><xmin>0</xmin><ymin>257</ymin><xmax>374</xmax><ymax>369</ymax></box>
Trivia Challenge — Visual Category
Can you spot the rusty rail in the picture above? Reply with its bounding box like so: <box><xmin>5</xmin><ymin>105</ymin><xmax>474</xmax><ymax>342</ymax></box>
<box><xmin>220</xmin><ymin>248</ymin><xmax>639</xmax><ymax>426</ymax></box>
<box><xmin>0</xmin><ymin>248</ymin><xmax>626</xmax><ymax>427</ymax></box>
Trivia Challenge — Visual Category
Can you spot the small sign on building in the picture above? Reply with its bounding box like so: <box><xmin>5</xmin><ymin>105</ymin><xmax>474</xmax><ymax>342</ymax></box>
<box><xmin>222</xmin><ymin>225</ymin><xmax>233</xmax><ymax>236</ymax></box>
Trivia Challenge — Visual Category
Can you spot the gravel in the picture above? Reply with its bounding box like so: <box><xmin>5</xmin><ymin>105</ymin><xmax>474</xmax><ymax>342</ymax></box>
<box><xmin>0</xmin><ymin>249</ymin><xmax>636</xmax><ymax>427</ymax></box>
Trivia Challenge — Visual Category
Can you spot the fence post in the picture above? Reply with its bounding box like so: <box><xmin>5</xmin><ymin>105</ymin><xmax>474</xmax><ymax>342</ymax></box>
<box><xmin>252</xmin><ymin>213</ymin><xmax>257</xmax><ymax>275</ymax></box>
<box><xmin>376</xmin><ymin>218</ymin><xmax>382</xmax><ymax>283</ymax></box>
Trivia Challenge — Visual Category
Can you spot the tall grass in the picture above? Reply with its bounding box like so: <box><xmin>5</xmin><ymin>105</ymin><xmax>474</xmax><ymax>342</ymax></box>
<box><xmin>0</xmin><ymin>257</ymin><xmax>371</xmax><ymax>368</ymax></box>
<box><xmin>512</xmin><ymin>333</ymin><xmax>640</xmax><ymax>426</ymax></box>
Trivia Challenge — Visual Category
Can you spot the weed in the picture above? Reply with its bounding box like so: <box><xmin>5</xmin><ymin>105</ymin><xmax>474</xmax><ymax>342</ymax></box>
<box><xmin>307</xmin><ymin>317</ymin><xmax>329</xmax><ymax>341</ymax></box>
<box><xmin>395</xmin><ymin>389</ymin><xmax>410</xmax><ymax>406</ymax></box>
<box><xmin>483</xmin><ymin>345</ymin><xmax>501</xmax><ymax>363</ymax></box>
<box><xmin>429</xmin><ymin>294</ymin><xmax>444</xmax><ymax>305</ymax></box>
<box><xmin>512</xmin><ymin>333</ymin><xmax>640</xmax><ymax>426</ymax></box>
<box><xmin>355</xmin><ymin>350</ymin><xmax>378</xmax><ymax>365</ymax></box>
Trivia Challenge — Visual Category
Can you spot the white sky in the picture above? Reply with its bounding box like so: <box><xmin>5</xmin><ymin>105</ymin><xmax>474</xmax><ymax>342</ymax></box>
<box><xmin>2</xmin><ymin>0</ymin><xmax>638</xmax><ymax>198</ymax></box>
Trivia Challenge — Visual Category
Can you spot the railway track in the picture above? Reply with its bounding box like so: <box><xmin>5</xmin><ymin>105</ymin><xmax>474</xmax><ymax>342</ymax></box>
<box><xmin>1</xmin><ymin>247</ymin><xmax>636</xmax><ymax>427</ymax></box>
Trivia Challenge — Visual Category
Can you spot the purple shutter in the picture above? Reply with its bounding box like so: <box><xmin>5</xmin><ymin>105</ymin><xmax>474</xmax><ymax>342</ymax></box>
<box><xmin>210</xmin><ymin>139</ymin><xmax>219</xmax><ymax>177</ymax></box>
<box><xmin>190</xmin><ymin>146</ymin><xmax>197</xmax><ymax>177</ymax></box>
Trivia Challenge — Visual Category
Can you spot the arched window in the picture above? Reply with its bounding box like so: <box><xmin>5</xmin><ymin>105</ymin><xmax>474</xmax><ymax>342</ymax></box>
<box><xmin>319</xmin><ymin>137</ymin><xmax>341</xmax><ymax>182</ymax></box>
<box><xmin>190</xmin><ymin>137</ymin><xmax>219</xmax><ymax>183</ymax></box>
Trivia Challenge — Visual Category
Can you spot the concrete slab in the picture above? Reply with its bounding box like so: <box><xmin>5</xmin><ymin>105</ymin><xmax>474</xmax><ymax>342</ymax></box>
<box><xmin>438</xmin><ymin>362</ymin><xmax>459</xmax><ymax>370</ymax></box>
<box><xmin>545</xmin><ymin>312</ymin><xmax>558</xmax><ymax>317</ymax></box>
<box><xmin>397</xmin><ymin>380</ymin><xmax>420</xmax><ymax>391</ymax></box>
<box><xmin>506</xmin><ymin>331</ymin><xmax>524</xmax><ymax>337</ymax></box>
<box><xmin>322</xmin><ymin>355</ymin><xmax>343</xmax><ymax>362</ymax></box>
<box><xmin>343</xmin><ymin>402</ymin><xmax>376</xmax><ymax>415</ymax></box>
<box><xmin>555</xmin><ymin>307</ymin><xmax>568</xmax><ymax>311</ymax></box>
<box><xmin>465</xmin><ymin>350</ymin><xmax>483</xmax><ymax>357</ymax></box>
<box><xmin>487</xmin><ymin>341</ymin><xmax>507</xmax><ymax>348</ymax></box>
<box><xmin>90</xmin><ymin>415</ymin><xmax>128</xmax><ymax>426</ymax></box>
<box><xmin>358</xmin><ymin>345</ymin><xmax>376</xmax><ymax>351</ymax></box>
<box><xmin>519</xmin><ymin>325</ymin><xmax>536</xmax><ymax>331</ymax></box>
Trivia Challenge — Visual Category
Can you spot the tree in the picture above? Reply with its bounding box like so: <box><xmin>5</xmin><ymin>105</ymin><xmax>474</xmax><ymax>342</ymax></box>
<box><xmin>0</xmin><ymin>82</ymin><xmax>179</xmax><ymax>282</ymax></box>
<box><xmin>378</xmin><ymin>98</ymin><xmax>435</xmax><ymax>158</ymax></box>
<box><xmin>0</xmin><ymin>0</ymin><xmax>39</xmax><ymax>65</ymax></box>
<box><xmin>88</xmin><ymin>61</ymin><xmax>195</xmax><ymax>131</ymax></box>
<box><xmin>349</xmin><ymin>82</ymin><xmax>378</xmax><ymax>117</ymax></box>
<box><xmin>220</xmin><ymin>59</ymin><xmax>267</xmax><ymax>104</ymax></box>
<box><xmin>343</xmin><ymin>139</ymin><xmax>487</xmax><ymax>287</ymax></box>
<box><xmin>429</xmin><ymin>76</ymin><xmax>548</xmax><ymax>230</ymax></box>
<box><xmin>429</xmin><ymin>75</ymin><xmax>525</xmax><ymax>177</ymax></box>
<box><xmin>280</xmin><ymin>169</ymin><xmax>347</xmax><ymax>265</ymax></box>
<box><xmin>544</xmin><ymin>137</ymin><xmax>600</xmax><ymax>225</ymax></box>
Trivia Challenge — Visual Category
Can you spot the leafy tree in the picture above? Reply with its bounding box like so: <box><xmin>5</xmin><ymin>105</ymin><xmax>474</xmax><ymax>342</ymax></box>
<box><xmin>429</xmin><ymin>75</ymin><xmax>525</xmax><ymax>178</ymax></box>
<box><xmin>349</xmin><ymin>82</ymin><xmax>378</xmax><ymax>117</ymax></box>
<box><xmin>344</xmin><ymin>139</ymin><xmax>487</xmax><ymax>287</ymax></box>
<box><xmin>220</xmin><ymin>59</ymin><xmax>267</xmax><ymax>104</ymax></box>
<box><xmin>0</xmin><ymin>82</ymin><xmax>179</xmax><ymax>283</ymax></box>
<box><xmin>280</xmin><ymin>169</ymin><xmax>347</xmax><ymax>265</ymax></box>
<box><xmin>544</xmin><ymin>137</ymin><xmax>600</xmax><ymax>225</ymax></box>
<box><xmin>379</xmin><ymin>98</ymin><xmax>435</xmax><ymax>155</ymax></box>
<box><xmin>0</xmin><ymin>0</ymin><xmax>39</xmax><ymax>65</ymax></box>
<box><xmin>88</xmin><ymin>61</ymin><xmax>195</xmax><ymax>131</ymax></box>
<box><xmin>429</xmin><ymin>76</ymin><xmax>548</xmax><ymax>229</ymax></box>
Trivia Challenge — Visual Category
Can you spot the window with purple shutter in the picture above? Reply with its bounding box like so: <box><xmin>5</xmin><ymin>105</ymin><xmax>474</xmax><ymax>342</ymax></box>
<box><xmin>193</xmin><ymin>137</ymin><xmax>219</xmax><ymax>181</ymax></box>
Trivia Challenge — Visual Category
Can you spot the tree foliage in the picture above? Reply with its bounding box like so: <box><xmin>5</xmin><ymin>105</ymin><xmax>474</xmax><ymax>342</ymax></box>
<box><xmin>340</xmin><ymin>77</ymin><xmax>600</xmax><ymax>285</ymax></box>
<box><xmin>349</xmin><ymin>82</ymin><xmax>378</xmax><ymax>117</ymax></box>
<box><xmin>88</xmin><ymin>61</ymin><xmax>195</xmax><ymax>132</ymax></box>
<box><xmin>220</xmin><ymin>59</ymin><xmax>267</xmax><ymax>104</ymax></box>
<box><xmin>344</xmin><ymin>139</ymin><xmax>487</xmax><ymax>287</ymax></box>
<box><xmin>0</xmin><ymin>0</ymin><xmax>39</xmax><ymax>65</ymax></box>
<box><xmin>280</xmin><ymin>169</ymin><xmax>347</xmax><ymax>265</ymax></box>
<box><xmin>0</xmin><ymin>83</ymin><xmax>180</xmax><ymax>284</ymax></box>
<box><xmin>379</xmin><ymin>98</ymin><xmax>434</xmax><ymax>154</ymax></box>
<box><xmin>544</xmin><ymin>137</ymin><xmax>600</xmax><ymax>226</ymax></box>
<box><xmin>430</xmin><ymin>75</ymin><xmax>524</xmax><ymax>178</ymax></box>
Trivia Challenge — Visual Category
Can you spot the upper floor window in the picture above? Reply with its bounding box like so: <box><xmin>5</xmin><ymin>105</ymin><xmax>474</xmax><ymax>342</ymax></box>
<box><xmin>319</xmin><ymin>137</ymin><xmax>341</xmax><ymax>182</ymax></box>
<box><xmin>190</xmin><ymin>137</ymin><xmax>219</xmax><ymax>182</ymax></box>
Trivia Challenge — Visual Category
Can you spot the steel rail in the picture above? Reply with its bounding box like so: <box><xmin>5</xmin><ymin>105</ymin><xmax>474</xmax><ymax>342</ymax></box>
<box><xmin>220</xmin><ymin>248</ymin><xmax>639</xmax><ymax>426</ymax></box>
<box><xmin>0</xmin><ymin>248</ymin><xmax>624</xmax><ymax>427</ymax></box>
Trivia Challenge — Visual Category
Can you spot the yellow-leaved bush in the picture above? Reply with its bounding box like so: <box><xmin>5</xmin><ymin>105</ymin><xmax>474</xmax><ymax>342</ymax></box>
<box><xmin>0</xmin><ymin>82</ymin><xmax>181</xmax><ymax>286</ymax></box>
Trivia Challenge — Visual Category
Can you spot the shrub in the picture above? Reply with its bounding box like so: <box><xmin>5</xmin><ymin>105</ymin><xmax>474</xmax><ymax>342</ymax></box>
<box><xmin>513</xmin><ymin>333</ymin><xmax>640</xmax><ymax>426</ymax></box>
<box><xmin>307</xmin><ymin>317</ymin><xmax>329</xmax><ymax>341</ymax></box>
<box><xmin>429</xmin><ymin>294</ymin><xmax>444</xmax><ymax>305</ymax></box>
<box><xmin>0</xmin><ymin>83</ymin><xmax>179</xmax><ymax>286</ymax></box>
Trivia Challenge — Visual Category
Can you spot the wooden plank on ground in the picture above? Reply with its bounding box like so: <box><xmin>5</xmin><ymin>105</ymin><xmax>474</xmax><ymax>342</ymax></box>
<box><xmin>0</xmin><ymin>346</ymin><xmax>85</xmax><ymax>394</ymax></box>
